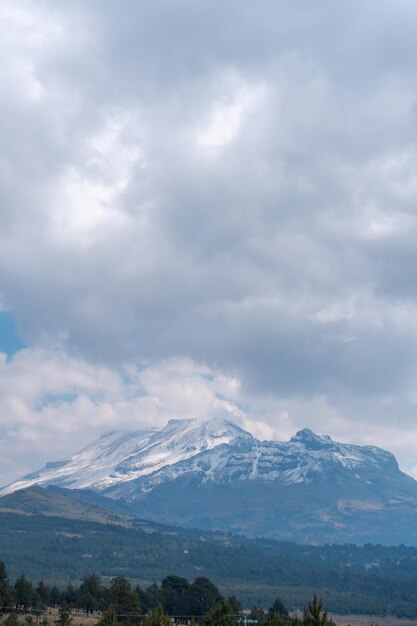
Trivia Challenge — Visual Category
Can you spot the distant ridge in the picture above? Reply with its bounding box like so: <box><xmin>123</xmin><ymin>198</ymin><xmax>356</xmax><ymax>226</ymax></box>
<box><xmin>3</xmin><ymin>417</ymin><xmax>417</xmax><ymax>544</ymax></box>
<box><xmin>0</xmin><ymin>485</ymin><xmax>131</xmax><ymax>526</ymax></box>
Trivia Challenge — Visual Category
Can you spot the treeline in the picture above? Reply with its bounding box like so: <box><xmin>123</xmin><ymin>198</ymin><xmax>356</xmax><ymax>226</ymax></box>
<box><xmin>0</xmin><ymin>562</ymin><xmax>337</xmax><ymax>626</ymax></box>
<box><xmin>1</xmin><ymin>562</ymin><xmax>230</xmax><ymax>616</ymax></box>
<box><xmin>0</xmin><ymin>562</ymin><xmax>246</xmax><ymax>618</ymax></box>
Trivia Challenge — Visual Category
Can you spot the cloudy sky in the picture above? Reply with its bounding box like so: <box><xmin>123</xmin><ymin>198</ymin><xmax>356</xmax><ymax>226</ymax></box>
<box><xmin>2</xmin><ymin>0</ymin><xmax>417</xmax><ymax>484</ymax></box>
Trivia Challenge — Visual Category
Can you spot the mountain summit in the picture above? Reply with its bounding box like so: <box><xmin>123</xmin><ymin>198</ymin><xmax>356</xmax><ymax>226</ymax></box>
<box><xmin>2</xmin><ymin>417</ymin><xmax>251</xmax><ymax>494</ymax></box>
<box><xmin>3</xmin><ymin>417</ymin><xmax>417</xmax><ymax>544</ymax></box>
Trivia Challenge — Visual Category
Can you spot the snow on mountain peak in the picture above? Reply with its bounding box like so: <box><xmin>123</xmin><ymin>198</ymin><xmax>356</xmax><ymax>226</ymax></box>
<box><xmin>0</xmin><ymin>417</ymin><xmax>250</xmax><ymax>496</ymax></box>
<box><xmin>0</xmin><ymin>417</ymin><xmax>402</xmax><ymax>497</ymax></box>
<box><xmin>290</xmin><ymin>428</ymin><xmax>334</xmax><ymax>448</ymax></box>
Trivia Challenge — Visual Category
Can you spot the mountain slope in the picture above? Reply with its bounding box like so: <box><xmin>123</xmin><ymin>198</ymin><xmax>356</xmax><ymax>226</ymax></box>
<box><xmin>1</xmin><ymin>418</ymin><xmax>249</xmax><ymax>494</ymax></box>
<box><xmin>0</xmin><ymin>485</ymin><xmax>131</xmax><ymax>526</ymax></box>
<box><xmin>6</xmin><ymin>488</ymin><xmax>417</xmax><ymax>616</ymax></box>
<box><xmin>3</xmin><ymin>417</ymin><xmax>417</xmax><ymax>544</ymax></box>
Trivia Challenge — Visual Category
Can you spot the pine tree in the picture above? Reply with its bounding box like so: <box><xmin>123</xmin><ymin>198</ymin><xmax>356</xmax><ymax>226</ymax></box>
<box><xmin>97</xmin><ymin>605</ymin><xmax>121</xmax><ymax>626</ymax></box>
<box><xmin>78</xmin><ymin>593</ymin><xmax>98</xmax><ymax>615</ymax></box>
<box><xmin>36</xmin><ymin>582</ymin><xmax>49</xmax><ymax>606</ymax></box>
<box><xmin>0</xmin><ymin>562</ymin><xmax>13</xmax><ymax>611</ymax></box>
<box><xmin>143</xmin><ymin>584</ymin><xmax>160</xmax><ymax>613</ymax></box>
<box><xmin>142</xmin><ymin>605</ymin><xmax>171</xmax><ymax>626</ymax></box>
<box><xmin>228</xmin><ymin>596</ymin><xmax>241</xmax><ymax>615</ymax></box>
<box><xmin>187</xmin><ymin>577</ymin><xmax>223</xmax><ymax>616</ymax></box>
<box><xmin>203</xmin><ymin>602</ymin><xmax>236</xmax><ymax>626</ymax></box>
<box><xmin>14</xmin><ymin>576</ymin><xmax>34</xmax><ymax>610</ymax></box>
<box><xmin>160</xmin><ymin>576</ymin><xmax>190</xmax><ymax>615</ymax></box>
<box><xmin>269</xmin><ymin>597</ymin><xmax>288</xmax><ymax>619</ymax></box>
<box><xmin>49</xmin><ymin>587</ymin><xmax>61</xmax><ymax>607</ymax></box>
<box><xmin>303</xmin><ymin>595</ymin><xmax>333</xmax><ymax>626</ymax></box>
<box><xmin>79</xmin><ymin>575</ymin><xmax>104</xmax><ymax>610</ymax></box>
<box><xmin>55</xmin><ymin>604</ymin><xmax>73</xmax><ymax>626</ymax></box>
<box><xmin>108</xmin><ymin>577</ymin><xmax>140</xmax><ymax>626</ymax></box>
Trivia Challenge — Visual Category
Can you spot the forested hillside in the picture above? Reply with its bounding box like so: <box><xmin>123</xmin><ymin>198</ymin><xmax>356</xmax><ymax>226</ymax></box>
<box><xmin>3</xmin><ymin>509</ymin><xmax>417</xmax><ymax>617</ymax></box>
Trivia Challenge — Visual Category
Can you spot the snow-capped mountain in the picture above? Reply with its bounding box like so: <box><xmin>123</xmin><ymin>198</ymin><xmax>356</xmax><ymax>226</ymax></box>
<box><xmin>1</xmin><ymin>417</ymin><xmax>397</xmax><ymax>495</ymax></box>
<box><xmin>1</xmin><ymin>418</ymin><xmax>249</xmax><ymax>494</ymax></box>
<box><xmin>4</xmin><ymin>417</ymin><xmax>417</xmax><ymax>544</ymax></box>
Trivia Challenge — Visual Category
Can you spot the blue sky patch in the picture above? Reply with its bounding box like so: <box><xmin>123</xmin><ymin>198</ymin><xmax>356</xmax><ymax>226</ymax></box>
<box><xmin>0</xmin><ymin>311</ymin><xmax>27</xmax><ymax>356</ymax></box>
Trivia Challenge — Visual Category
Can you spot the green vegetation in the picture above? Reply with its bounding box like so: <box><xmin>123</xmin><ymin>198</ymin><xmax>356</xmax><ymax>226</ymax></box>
<box><xmin>0</xmin><ymin>562</ymin><xmax>337</xmax><ymax>626</ymax></box>
<box><xmin>3</xmin><ymin>508</ymin><xmax>417</xmax><ymax>617</ymax></box>
<box><xmin>0</xmin><ymin>563</ymin><xmax>239</xmax><ymax>618</ymax></box>
<box><xmin>303</xmin><ymin>595</ymin><xmax>334</xmax><ymax>626</ymax></box>
<box><xmin>55</xmin><ymin>604</ymin><xmax>73</xmax><ymax>626</ymax></box>
<box><xmin>203</xmin><ymin>602</ymin><xmax>236</xmax><ymax>626</ymax></box>
<box><xmin>97</xmin><ymin>605</ymin><xmax>121</xmax><ymax>626</ymax></box>
<box><xmin>141</xmin><ymin>606</ymin><xmax>171</xmax><ymax>626</ymax></box>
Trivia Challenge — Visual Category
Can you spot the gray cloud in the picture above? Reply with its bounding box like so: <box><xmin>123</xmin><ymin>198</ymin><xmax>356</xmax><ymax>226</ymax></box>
<box><xmin>1</xmin><ymin>0</ymin><xmax>417</xmax><ymax>476</ymax></box>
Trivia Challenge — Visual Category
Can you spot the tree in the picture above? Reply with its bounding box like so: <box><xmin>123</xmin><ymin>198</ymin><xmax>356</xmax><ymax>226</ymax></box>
<box><xmin>62</xmin><ymin>584</ymin><xmax>76</xmax><ymax>607</ymax></box>
<box><xmin>49</xmin><ymin>587</ymin><xmax>61</xmax><ymax>607</ymax></box>
<box><xmin>228</xmin><ymin>596</ymin><xmax>241</xmax><ymax>615</ymax></box>
<box><xmin>14</xmin><ymin>576</ymin><xmax>35</xmax><ymax>610</ymax></box>
<box><xmin>143</xmin><ymin>584</ymin><xmax>160</xmax><ymax>613</ymax></box>
<box><xmin>203</xmin><ymin>602</ymin><xmax>236</xmax><ymax>626</ymax></box>
<box><xmin>4</xmin><ymin>615</ymin><xmax>20</xmax><ymax>626</ymax></box>
<box><xmin>36</xmin><ymin>582</ymin><xmax>49</xmax><ymax>606</ymax></box>
<box><xmin>269</xmin><ymin>597</ymin><xmax>288</xmax><ymax>619</ymax></box>
<box><xmin>79</xmin><ymin>574</ymin><xmax>104</xmax><ymax>609</ymax></box>
<box><xmin>134</xmin><ymin>585</ymin><xmax>147</xmax><ymax>613</ymax></box>
<box><xmin>78</xmin><ymin>593</ymin><xmax>98</xmax><ymax>614</ymax></box>
<box><xmin>0</xmin><ymin>562</ymin><xmax>13</xmax><ymax>610</ymax></box>
<box><xmin>142</xmin><ymin>605</ymin><xmax>171</xmax><ymax>626</ymax></box>
<box><xmin>0</xmin><ymin>561</ymin><xmax>8</xmax><ymax>586</ymax></box>
<box><xmin>55</xmin><ymin>604</ymin><xmax>73</xmax><ymax>626</ymax></box>
<box><xmin>97</xmin><ymin>605</ymin><xmax>121</xmax><ymax>626</ymax></box>
<box><xmin>160</xmin><ymin>576</ymin><xmax>190</xmax><ymax>614</ymax></box>
<box><xmin>108</xmin><ymin>577</ymin><xmax>140</xmax><ymax>626</ymax></box>
<box><xmin>187</xmin><ymin>577</ymin><xmax>223</xmax><ymax>616</ymax></box>
<box><xmin>303</xmin><ymin>595</ymin><xmax>333</xmax><ymax>626</ymax></box>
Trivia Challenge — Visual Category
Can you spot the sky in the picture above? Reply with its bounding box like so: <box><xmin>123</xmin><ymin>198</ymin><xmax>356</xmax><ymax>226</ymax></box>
<box><xmin>2</xmin><ymin>0</ymin><xmax>417</xmax><ymax>484</ymax></box>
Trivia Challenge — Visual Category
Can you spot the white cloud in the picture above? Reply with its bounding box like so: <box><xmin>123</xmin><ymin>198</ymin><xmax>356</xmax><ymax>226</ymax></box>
<box><xmin>0</xmin><ymin>350</ymin><xmax>249</xmax><ymax>485</ymax></box>
<box><xmin>2</xmin><ymin>348</ymin><xmax>417</xmax><ymax>486</ymax></box>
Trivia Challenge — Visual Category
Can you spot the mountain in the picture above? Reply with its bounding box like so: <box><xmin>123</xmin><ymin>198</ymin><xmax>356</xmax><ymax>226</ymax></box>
<box><xmin>1</xmin><ymin>418</ymin><xmax>249</xmax><ymax>494</ymax></box>
<box><xmin>0</xmin><ymin>485</ymin><xmax>131</xmax><ymax>526</ymax></box>
<box><xmin>3</xmin><ymin>417</ymin><xmax>417</xmax><ymax>544</ymax></box>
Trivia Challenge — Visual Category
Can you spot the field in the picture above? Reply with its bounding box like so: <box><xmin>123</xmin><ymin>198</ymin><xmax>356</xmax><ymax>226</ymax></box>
<box><xmin>0</xmin><ymin>609</ymin><xmax>100</xmax><ymax>626</ymax></box>
<box><xmin>330</xmin><ymin>616</ymin><xmax>417</xmax><ymax>626</ymax></box>
<box><xmin>4</xmin><ymin>609</ymin><xmax>417</xmax><ymax>626</ymax></box>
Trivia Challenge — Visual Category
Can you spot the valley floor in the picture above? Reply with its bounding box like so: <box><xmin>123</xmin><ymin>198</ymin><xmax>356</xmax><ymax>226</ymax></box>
<box><xmin>5</xmin><ymin>608</ymin><xmax>417</xmax><ymax>626</ymax></box>
<box><xmin>329</xmin><ymin>615</ymin><xmax>417</xmax><ymax>626</ymax></box>
<box><xmin>1</xmin><ymin>608</ymin><xmax>100</xmax><ymax>626</ymax></box>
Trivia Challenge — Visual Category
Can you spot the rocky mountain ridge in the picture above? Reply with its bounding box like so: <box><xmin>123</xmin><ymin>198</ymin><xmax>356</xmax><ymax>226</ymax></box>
<box><xmin>1</xmin><ymin>417</ymin><xmax>399</xmax><ymax>495</ymax></box>
<box><xmin>3</xmin><ymin>417</ymin><xmax>417</xmax><ymax>544</ymax></box>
